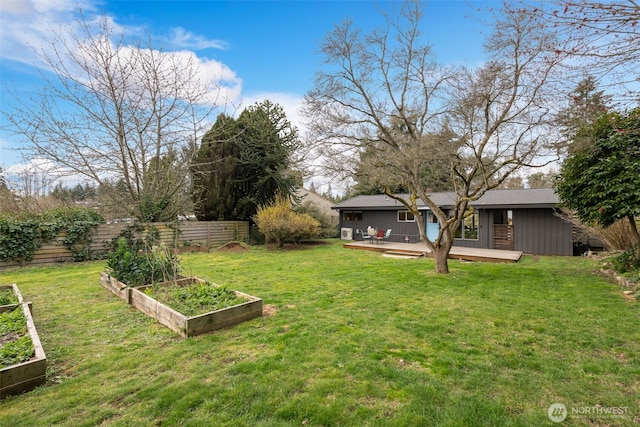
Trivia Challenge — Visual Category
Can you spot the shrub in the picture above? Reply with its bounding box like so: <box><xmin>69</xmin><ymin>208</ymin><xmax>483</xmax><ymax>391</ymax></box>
<box><xmin>105</xmin><ymin>236</ymin><xmax>181</xmax><ymax>287</ymax></box>
<box><xmin>293</xmin><ymin>202</ymin><xmax>338</xmax><ymax>238</ymax></box>
<box><xmin>0</xmin><ymin>216</ymin><xmax>40</xmax><ymax>265</ymax></box>
<box><xmin>560</xmin><ymin>209</ymin><xmax>639</xmax><ymax>251</ymax></box>
<box><xmin>254</xmin><ymin>196</ymin><xmax>320</xmax><ymax>247</ymax></box>
<box><xmin>610</xmin><ymin>245</ymin><xmax>640</xmax><ymax>275</ymax></box>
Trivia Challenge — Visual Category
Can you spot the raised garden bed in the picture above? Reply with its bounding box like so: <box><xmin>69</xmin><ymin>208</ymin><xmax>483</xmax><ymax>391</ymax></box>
<box><xmin>99</xmin><ymin>272</ymin><xmax>133</xmax><ymax>303</ymax></box>
<box><xmin>100</xmin><ymin>276</ymin><xmax>262</xmax><ymax>337</ymax></box>
<box><xmin>0</xmin><ymin>284</ymin><xmax>46</xmax><ymax>399</ymax></box>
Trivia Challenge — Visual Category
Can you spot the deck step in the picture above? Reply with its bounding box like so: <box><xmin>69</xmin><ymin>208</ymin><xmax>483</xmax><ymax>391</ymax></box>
<box><xmin>383</xmin><ymin>251</ymin><xmax>425</xmax><ymax>259</ymax></box>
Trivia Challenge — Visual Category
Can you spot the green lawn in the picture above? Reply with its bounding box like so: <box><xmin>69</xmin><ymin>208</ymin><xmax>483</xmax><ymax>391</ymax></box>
<box><xmin>0</xmin><ymin>240</ymin><xmax>638</xmax><ymax>426</ymax></box>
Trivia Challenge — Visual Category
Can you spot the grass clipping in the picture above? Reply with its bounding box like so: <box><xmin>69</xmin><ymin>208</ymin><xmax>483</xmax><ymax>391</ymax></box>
<box><xmin>144</xmin><ymin>281</ymin><xmax>248</xmax><ymax>317</ymax></box>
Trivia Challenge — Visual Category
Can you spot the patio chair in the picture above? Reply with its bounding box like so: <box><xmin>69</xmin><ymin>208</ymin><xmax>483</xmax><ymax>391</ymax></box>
<box><xmin>383</xmin><ymin>229</ymin><xmax>392</xmax><ymax>243</ymax></box>
<box><xmin>374</xmin><ymin>229</ymin><xmax>385</xmax><ymax>243</ymax></box>
<box><xmin>356</xmin><ymin>229</ymin><xmax>371</xmax><ymax>243</ymax></box>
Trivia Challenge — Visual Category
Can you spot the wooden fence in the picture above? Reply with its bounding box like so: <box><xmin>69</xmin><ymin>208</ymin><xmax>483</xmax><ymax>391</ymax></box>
<box><xmin>0</xmin><ymin>221</ymin><xmax>249</xmax><ymax>270</ymax></box>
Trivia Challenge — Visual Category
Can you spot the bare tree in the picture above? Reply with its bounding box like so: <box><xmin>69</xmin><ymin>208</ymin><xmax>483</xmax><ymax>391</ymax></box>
<box><xmin>303</xmin><ymin>2</ymin><xmax>563</xmax><ymax>273</ymax></box>
<box><xmin>524</xmin><ymin>0</ymin><xmax>640</xmax><ymax>105</ymax></box>
<box><xmin>4</xmin><ymin>16</ymin><xmax>223</xmax><ymax>221</ymax></box>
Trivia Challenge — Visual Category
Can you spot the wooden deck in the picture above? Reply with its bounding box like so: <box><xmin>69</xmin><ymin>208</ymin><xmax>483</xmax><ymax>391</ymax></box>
<box><xmin>343</xmin><ymin>241</ymin><xmax>523</xmax><ymax>263</ymax></box>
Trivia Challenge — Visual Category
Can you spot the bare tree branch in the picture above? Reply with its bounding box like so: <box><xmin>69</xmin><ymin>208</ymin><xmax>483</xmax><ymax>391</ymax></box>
<box><xmin>3</xmin><ymin>15</ymin><xmax>222</xmax><ymax>221</ymax></box>
<box><xmin>303</xmin><ymin>1</ymin><xmax>564</xmax><ymax>273</ymax></box>
<box><xmin>519</xmin><ymin>0</ymin><xmax>640</xmax><ymax>105</ymax></box>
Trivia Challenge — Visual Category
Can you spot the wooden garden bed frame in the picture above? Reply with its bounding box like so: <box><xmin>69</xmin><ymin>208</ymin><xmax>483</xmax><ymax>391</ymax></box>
<box><xmin>0</xmin><ymin>284</ymin><xmax>47</xmax><ymax>399</ymax></box>
<box><xmin>99</xmin><ymin>275</ymin><xmax>262</xmax><ymax>337</ymax></box>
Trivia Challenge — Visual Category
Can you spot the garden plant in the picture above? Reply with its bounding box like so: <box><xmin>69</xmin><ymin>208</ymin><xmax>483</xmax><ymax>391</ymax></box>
<box><xmin>105</xmin><ymin>233</ymin><xmax>181</xmax><ymax>287</ymax></box>
<box><xmin>0</xmin><ymin>288</ymin><xmax>18</xmax><ymax>306</ymax></box>
<box><xmin>0</xmin><ymin>306</ymin><xmax>34</xmax><ymax>369</ymax></box>
<box><xmin>143</xmin><ymin>281</ymin><xmax>248</xmax><ymax>317</ymax></box>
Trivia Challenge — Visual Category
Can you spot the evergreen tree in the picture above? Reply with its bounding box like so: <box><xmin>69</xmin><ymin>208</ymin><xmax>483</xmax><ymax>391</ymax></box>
<box><xmin>556</xmin><ymin>76</ymin><xmax>610</xmax><ymax>153</ymax></box>
<box><xmin>191</xmin><ymin>114</ymin><xmax>241</xmax><ymax>220</ymax></box>
<box><xmin>192</xmin><ymin>101</ymin><xmax>300</xmax><ymax>221</ymax></box>
<box><xmin>555</xmin><ymin>107</ymin><xmax>640</xmax><ymax>260</ymax></box>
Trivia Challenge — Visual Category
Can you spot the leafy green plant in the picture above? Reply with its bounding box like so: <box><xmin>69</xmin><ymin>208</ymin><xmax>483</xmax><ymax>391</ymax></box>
<box><xmin>108</xmin><ymin>224</ymin><xmax>161</xmax><ymax>253</ymax></box>
<box><xmin>610</xmin><ymin>245</ymin><xmax>640</xmax><ymax>275</ymax></box>
<box><xmin>54</xmin><ymin>208</ymin><xmax>105</xmax><ymax>261</ymax></box>
<box><xmin>144</xmin><ymin>281</ymin><xmax>247</xmax><ymax>316</ymax></box>
<box><xmin>555</xmin><ymin>108</ymin><xmax>640</xmax><ymax>262</ymax></box>
<box><xmin>0</xmin><ymin>288</ymin><xmax>18</xmax><ymax>306</ymax></box>
<box><xmin>0</xmin><ymin>335</ymin><xmax>34</xmax><ymax>369</ymax></box>
<box><xmin>0</xmin><ymin>208</ymin><xmax>104</xmax><ymax>264</ymax></box>
<box><xmin>0</xmin><ymin>305</ymin><xmax>26</xmax><ymax>335</ymax></box>
<box><xmin>0</xmin><ymin>215</ymin><xmax>41</xmax><ymax>264</ymax></box>
<box><xmin>0</xmin><ymin>306</ymin><xmax>34</xmax><ymax>369</ymax></box>
<box><xmin>105</xmin><ymin>236</ymin><xmax>181</xmax><ymax>287</ymax></box>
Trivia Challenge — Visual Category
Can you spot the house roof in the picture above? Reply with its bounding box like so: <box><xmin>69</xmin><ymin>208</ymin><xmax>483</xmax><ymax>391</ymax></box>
<box><xmin>332</xmin><ymin>188</ymin><xmax>559</xmax><ymax>211</ymax></box>
<box><xmin>295</xmin><ymin>188</ymin><xmax>339</xmax><ymax>218</ymax></box>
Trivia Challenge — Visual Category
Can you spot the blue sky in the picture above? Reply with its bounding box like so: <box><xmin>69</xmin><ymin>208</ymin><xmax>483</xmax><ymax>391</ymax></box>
<box><xmin>0</xmin><ymin>0</ymin><xmax>497</xmax><ymax>182</ymax></box>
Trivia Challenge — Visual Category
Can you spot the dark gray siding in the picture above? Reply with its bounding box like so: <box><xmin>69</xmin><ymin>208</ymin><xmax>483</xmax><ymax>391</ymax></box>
<box><xmin>339</xmin><ymin>210</ymin><xmax>423</xmax><ymax>243</ymax></box>
<box><xmin>339</xmin><ymin>206</ymin><xmax>573</xmax><ymax>255</ymax></box>
<box><xmin>452</xmin><ymin>210</ymin><xmax>491</xmax><ymax>249</ymax></box>
<box><xmin>512</xmin><ymin>209</ymin><xmax>572</xmax><ymax>256</ymax></box>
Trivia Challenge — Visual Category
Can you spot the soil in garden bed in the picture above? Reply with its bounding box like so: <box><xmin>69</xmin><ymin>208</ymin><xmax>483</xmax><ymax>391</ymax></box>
<box><xmin>1</xmin><ymin>331</ymin><xmax>21</xmax><ymax>346</ymax></box>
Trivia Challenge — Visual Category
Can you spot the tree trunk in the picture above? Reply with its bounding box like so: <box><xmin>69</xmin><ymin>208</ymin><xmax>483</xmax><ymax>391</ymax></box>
<box><xmin>432</xmin><ymin>245</ymin><xmax>451</xmax><ymax>274</ymax></box>
<box><xmin>415</xmin><ymin>208</ymin><xmax>454</xmax><ymax>274</ymax></box>
<box><xmin>628</xmin><ymin>216</ymin><xmax>640</xmax><ymax>261</ymax></box>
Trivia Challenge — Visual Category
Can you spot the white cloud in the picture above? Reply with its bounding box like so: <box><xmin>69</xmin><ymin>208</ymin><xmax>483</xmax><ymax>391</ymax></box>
<box><xmin>0</xmin><ymin>0</ymin><xmax>243</xmax><ymax>108</ymax></box>
<box><xmin>0</xmin><ymin>0</ymin><xmax>90</xmax><ymax>15</ymax></box>
<box><xmin>238</xmin><ymin>92</ymin><xmax>306</xmax><ymax>134</ymax></box>
<box><xmin>170</xmin><ymin>27</ymin><xmax>229</xmax><ymax>51</ymax></box>
<box><xmin>0</xmin><ymin>0</ymin><xmax>247</xmax><ymax>173</ymax></box>
<box><xmin>0</xmin><ymin>0</ymin><xmax>96</xmax><ymax>66</ymax></box>
<box><xmin>0</xmin><ymin>0</ymin><xmax>35</xmax><ymax>14</ymax></box>
<box><xmin>187</xmin><ymin>52</ymin><xmax>243</xmax><ymax>106</ymax></box>
<box><xmin>2</xmin><ymin>157</ymin><xmax>87</xmax><ymax>194</ymax></box>
<box><xmin>3</xmin><ymin>158</ymin><xmax>85</xmax><ymax>182</ymax></box>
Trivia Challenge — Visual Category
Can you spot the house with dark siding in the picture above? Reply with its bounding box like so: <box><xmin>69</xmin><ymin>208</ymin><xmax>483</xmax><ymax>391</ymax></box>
<box><xmin>333</xmin><ymin>188</ymin><xmax>577</xmax><ymax>256</ymax></box>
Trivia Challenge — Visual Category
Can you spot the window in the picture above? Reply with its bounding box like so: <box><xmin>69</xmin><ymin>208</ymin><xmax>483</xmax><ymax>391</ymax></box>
<box><xmin>398</xmin><ymin>211</ymin><xmax>415</xmax><ymax>222</ymax></box>
<box><xmin>464</xmin><ymin>212</ymin><xmax>479</xmax><ymax>239</ymax></box>
<box><xmin>455</xmin><ymin>210</ymin><xmax>479</xmax><ymax>240</ymax></box>
<box><xmin>343</xmin><ymin>211</ymin><xmax>363</xmax><ymax>221</ymax></box>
